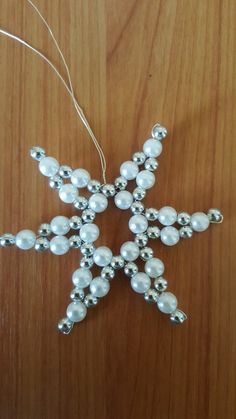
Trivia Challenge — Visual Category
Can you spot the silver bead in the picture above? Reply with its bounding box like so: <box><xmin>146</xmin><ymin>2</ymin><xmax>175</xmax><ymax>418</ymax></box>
<box><xmin>145</xmin><ymin>207</ymin><xmax>159</xmax><ymax>221</ymax></box>
<box><xmin>84</xmin><ymin>293</ymin><xmax>98</xmax><ymax>308</ymax></box>
<box><xmin>80</xmin><ymin>243</ymin><xmax>95</xmax><ymax>256</ymax></box>
<box><xmin>59</xmin><ymin>165</ymin><xmax>72</xmax><ymax>178</ymax></box>
<box><xmin>35</xmin><ymin>237</ymin><xmax>50</xmax><ymax>252</ymax></box>
<box><xmin>124</xmin><ymin>262</ymin><xmax>138</xmax><ymax>277</ymax></box>
<box><xmin>130</xmin><ymin>201</ymin><xmax>144</xmax><ymax>214</ymax></box>
<box><xmin>147</xmin><ymin>226</ymin><xmax>160</xmax><ymax>239</ymax></box>
<box><xmin>70</xmin><ymin>287</ymin><xmax>85</xmax><ymax>301</ymax></box>
<box><xmin>101</xmin><ymin>183</ymin><xmax>116</xmax><ymax>197</ymax></box>
<box><xmin>114</xmin><ymin>176</ymin><xmax>128</xmax><ymax>191</ymax></box>
<box><xmin>151</xmin><ymin>124</ymin><xmax>168</xmax><ymax>140</ymax></box>
<box><xmin>132</xmin><ymin>151</ymin><xmax>146</xmax><ymax>165</ymax></box>
<box><xmin>82</xmin><ymin>209</ymin><xmax>96</xmax><ymax>223</ymax></box>
<box><xmin>111</xmin><ymin>255</ymin><xmax>125</xmax><ymax>269</ymax></box>
<box><xmin>80</xmin><ymin>256</ymin><xmax>94</xmax><ymax>269</ymax></box>
<box><xmin>170</xmin><ymin>309</ymin><xmax>187</xmax><ymax>324</ymax></box>
<box><xmin>179</xmin><ymin>226</ymin><xmax>193</xmax><ymax>238</ymax></box>
<box><xmin>49</xmin><ymin>175</ymin><xmax>63</xmax><ymax>189</ymax></box>
<box><xmin>207</xmin><ymin>208</ymin><xmax>223</xmax><ymax>223</ymax></box>
<box><xmin>177</xmin><ymin>212</ymin><xmax>191</xmax><ymax>226</ymax></box>
<box><xmin>154</xmin><ymin>277</ymin><xmax>168</xmax><ymax>292</ymax></box>
<box><xmin>140</xmin><ymin>246</ymin><xmax>154</xmax><ymax>261</ymax></box>
<box><xmin>144</xmin><ymin>289</ymin><xmax>158</xmax><ymax>304</ymax></box>
<box><xmin>38</xmin><ymin>223</ymin><xmax>51</xmax><ymax>237</ymax></box>
<box><xmin>30</xmin><ymin>146</ymin><xmax>46</xmax><ymax>161</ymax></box>
<box><xmin>134</xmin><ymin>233</ymin><xmax>148</xmax><ymax>248</ymax></box>
<box><xmin>0</xmin><ymin>233</ymin><xmax>16</xmax><ymax>247</ymax></box>
<box><xmin>101</xmin><ymin>266</ymin><xmax>115</xmax><ymax>280</ymax></box>
<box><xmin>87</xmin><ymin>179</ymin><xmax>101</xmax><ymax>193</ymax></box>
<box><xmin>69</xmin><ymin>235</ymin><xmax>82</xmax><ymax>248</ymax></box>
<box><xmin>145</xmin><ymin>157</ymin><xmax>158</xmax><ymax>171</ymax></box>
<box><xmin>74</xmin><ymin>196</ymin><xmax>88</xmax><ymax>211</ymax></box>
<box><xmin>69</xmin><ymin>216</ymin><xmax>82</xmax><ymax>230</ymax></box>
<box><xmin>57</xmin><ymin>317</ymin><xmax>74</xmax><ymax>334</ymax></box>
<box><xmin>133</xmin><ymin>187</ymin><xmax>146</xmax><ymax>201</ymax></box>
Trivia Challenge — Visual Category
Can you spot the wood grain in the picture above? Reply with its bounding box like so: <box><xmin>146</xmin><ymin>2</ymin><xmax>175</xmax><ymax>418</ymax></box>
<box><xmin>0</xmin><ymin>1</ymin><xmax>235</xmax><ymax>418</ymax></box>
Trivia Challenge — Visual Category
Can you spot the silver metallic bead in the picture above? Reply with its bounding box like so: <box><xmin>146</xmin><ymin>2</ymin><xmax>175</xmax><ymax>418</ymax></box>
<box><xmin>177</xmin><ymin>212</ymin><xmax>191</xmax><ymax>226</ymax></box>
<box><xmin>74</xmin><ymin>196</ymin><xmax>88</xmax><ymax>211</ymax></box>
<box><xmin>34</xmin><ymin>237</ymin><xmax>50</xmax><ymax>252</ymax></box>
<box><xmin>87</xmin><ymin>179</ymin><xmax>101</xmax><ymax>193</ymax></box>
<box><xmin>111</xmin><ymin>255</ymin><xmax>125</xmax><ymax>269</ymax></box>
<box><xmin>132</xmin><ymin>151</ymin><xmax>146</xmax><ymax>165</ymax></box>
<box><xmin>101</xmin><ymin>266</ymin><xmax>115</xmax><ymax>280</ymax></box>
<box><xmin>151</xmin><ymin>123</ymin><xmax>168</xmax><ymax>140</ymax></box>
<box><xmin>84</xmin><ymin>293</ymin><xmax>99</xmax><ymax>308</ymax></box>
<box><xmin>49</xmin><ymin>175</ymin><xmax>63</xmax><ymax>189</ymax></box>
<box><xmin>70</xmin><ymin>287</ymin><xmax>85</xmax><ymax>301</ymax></box>
<box><xmin>114</xmin><ymin>176</ymin><xmax>128</xmax><ymax>191</ymax></box>
<box><xmin>134</xmin><ymin>233</ymin><xmax>148</xmax><ymax>248</ymax></box>
<box><xmin>207</xmin><ymin>208</ymin><xmax>223</xmax><ymax>223</ymax></box>
<box><xmin>80</xmin><ymin>256</ymin><xmax>94</xmax><ymax>269</ymax></box>
<box><xmin>144</xmin><ymin>289</ymin><xmax>158</xmax><ymax>304</ymax></box>
<box><xmin>147</xmin><ymin>226</ymin><xmax>160</xmax><ymax>239</ymax></box>
<box><xmin>57</xmin><ymin>317</ymin><xmax>74</xmax><ymax>334</ymax></box>
<box><xmin>59</xmin><ymin>165</ymin><xmax>72</xmax><ymax>178</ymax></box>
<box><xmin>154</xmin><ymin>277</ymin><xmax>168</xmax><ymax>292</ymax></box>
<box><xmin>140</xmin><ymin>246</ymin><xmax>154</xmax><ymax>261</ymax></box>
<box><xmin>38</xmin><ymin>223</ymin><xmax>51</xmax><ymax>237</ymax></box>
<box><xmin>133</xmin><ymin>187</ymin><xmax>146</xmax><ymax>201</ymax></box>
<box><xmin>145</xmin><ymin>207</ymin><xmax>159</xmax><ymax>221</ymax></box>
<box><xmin>69</xmin><ymin>215</ymin><xmax>82</xmax><ymax>230</ymax></box>
<box><xmin>145</xmin><ymin>157</ymin><xmax>158</xmax><ymax>171</ymax></box>
<box><xmin>80</xmin><ymin>243</ymin><xmax>95</xmax><ymax>256</ymax></box>
<box><xmin>0</xmin><ymin>233</ymin><xmax>16</xmax><ymax>247</ymax></box>
<box><xmin>82</xmin><ymin>209</ymin><xmax>96</xmax><ymax>223</ymax></box>
<box><xmin>101</xmin><ymin>183</ymin><xmax>116</xmax><ymax>197</ymax></box>
<box><xmin>170</xmin><ymin>309</ymin><xmax>187</xmax><ymax>324</ymax></box>
<box><xmin>130</xmin><ymin>201</ymin><xmax>144</xmax><ymax>214</ymax></box>
<box><xmin>69</xmin><ymin>235</ymin><xmax>82</xmax><ymax>248</ymax></box>
<box><xmin>124</xmin><ymin>262</ymin><xmax>138</xmax><ymax>277</ymax></box>
<box><xmin>179</xmin><ymin>226</ymin><xmax>193</xmax><ymax>238</ymax></box>
<box><xmin>30</xmin><ymin>146</ymin><xmax>46</xmax><ymax>161</ymax></box>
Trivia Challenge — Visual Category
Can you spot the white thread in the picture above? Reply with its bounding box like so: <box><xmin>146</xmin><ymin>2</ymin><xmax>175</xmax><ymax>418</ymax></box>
<box><xmin>0</xmin><ymin>0</ymin><xmax>107</xmax><ymax>183</ymax></box>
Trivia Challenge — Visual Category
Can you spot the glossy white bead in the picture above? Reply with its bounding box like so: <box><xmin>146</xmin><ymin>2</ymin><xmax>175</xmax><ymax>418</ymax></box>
<box><xmin>120</xmin><ymin>241</ymin><xmax>139</xmax><ymax>261</ymax></box>
<box><xmin>143</xmin><ymin>138</ymin><xmax>162</xmax><ymax>158</ymax></box>
<box><xmin>93</xmin><ymin>246</ymin><xmax>113</xmax><ymax>267</ymax></box>
<box><xmin>89</xmin><ymin>193</ymin><xmax>108</xmax><ymax>213</ymax></box>
<box><xmin>15</xmin><ymin>229</ymin><xmax>36</xmax><ymax>250</ymax></box>
<box><xmin>145</xmin><ymin>258</ymin><xmax>165</xmax><ymax>278</ymax></box>
<box><xmin>160</xmin><ymin>226</ymin><xmax>180</xmax><ymax>246</ymax></box>
<box><xmin>157</xmin><ymin>292</ymin><xmax>178</xmax><ymax>314</ymax></box>
<box><xmin>59</xmin><ymin>184</ymin><xmax>78</xmax><ymax>203</ymax></box>
<box><xmin>50</xmin><ymin>235</ymin><xmax>69</xmax><ymax>255</ymax></box>
<box><xmin>79</xmin><ymin>223</ymin><xmax>100</xmax><ymax>243</ymax></box>
<box><xmin>71</xmin><ymin>168</ymin><xmax>91</xmax><ymax>188</ymax></box>
<box><xmin>120</xmin><ymin>161</ymin><xmax>139</xmax><ymax>180</ymax></box>
<box><xmin>136</xmin><ymin>170</ymin><xmax>155</xmax><ymax>189</ymax></box>
<box><xmin>39</xmin><ymin>156</ymin><xmax>59</xmax><ymax>177</ymax></box>
<box><xmin>131</xmin><ymin>273</ymin><xmax>151</xmax><ymax>294</ymax></box>
<box><xmin>129</xmin><ymin>215</ymin><xmax>148</xmax><ymax>234</ymax></box>
<box><xmin>158</xmin><ymin>206</ymin><xmax>177</xmax><ymax>226</ymax></box>
<box><xmin>66</xmin><ymin>301</ymin><xmax>87</xmax><ymax>322</ymax></box>
<box><xmin>191</xmin><ymin>212</ymin><xmax>210</xmax><ymax>232</ymax></box>
<box><xmin>114</xmin><ymin>190</ymin><xmax>133</xmax><ymax>210</ymax></box>
<box><xmin>72</xmin><ymin>268</ymin><xmax>92</xmax><ymax>288</ymax></box>
<box><xmin>50</xmin><ymin>216</ymin><xmax>70</xmax><ymax>235</ymax></box>
<box><xmin>90</xmin><ymin>277</ymin><xmax>110</xmax><ymax>297</ymax></box>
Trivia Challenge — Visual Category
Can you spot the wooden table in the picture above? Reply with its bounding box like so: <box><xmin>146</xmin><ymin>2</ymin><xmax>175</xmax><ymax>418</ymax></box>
<box><xmin>0</xmin><ymin>1</ymin><xmax>235</xmax><ymax>418</ymax></box>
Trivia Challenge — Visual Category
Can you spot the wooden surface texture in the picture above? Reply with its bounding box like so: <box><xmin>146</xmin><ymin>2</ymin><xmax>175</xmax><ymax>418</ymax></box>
<box><xmin>0</xmin><ymin>1</ymin><xmax>235</xmax><ymax>418</ymax></box>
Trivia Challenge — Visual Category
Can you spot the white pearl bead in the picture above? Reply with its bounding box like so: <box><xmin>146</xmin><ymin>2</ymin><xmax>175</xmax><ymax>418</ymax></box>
<box><xmin>15</xmin><ymin>229</ymin><xmax>36</xmax><ymax>250</ymax></box>
<box><xmin>158</xmin><ymin>206</ymin><xmax>177</xmax><ymax>226</ymax></box>
<box><xmin>39</xmin><ymin>156</ymin><xmax>59</xmax><ymax>177</ymax></box>
<box><xmin>66</xmin><ymin>301</ymin><xmax>87</xmax><ymax>322</ymax></box>
<box><xmin>160</xmin><ymin>226</ymin><xmax>180</xmax><ymax>246</ymax></box>
<box><xmin>59</xmin><ymin>184</ymin><xmax>78</xmax><ymax>203</ymax></box>
<box><xmin>72</xmin><ymin>268</ymin><xmax>92</xmax><ymax>288</ymax></box>
<box><xmin>157</xmin><ymin>292</ymin><xmax>178</xmax><ymax>314</ymax></box>
<box><xmin>129</xmin><ymin>214</ymin><xmax>148</xmax><ymax>234</ymax></box>
<box><xmin>120</xmin><ymin>161</ymin><xmax>139</xmax><ymax>180</ymax></box>
<box><xmin>191</xmin><ymin>212</ymin><xmax>210</xmax><ymax>232</ymax></box>
<box><xmin>131</xmin><ymin>272</ymin><xmax>151</xmax><ymax>294</ymax></box>
<box><xmin>114</xmin><ymin>190</ymin><xmax>133</xmax><ymax>210</ymax></box>
<box><xmin>90</xmin><ymin>277</ymin><xmax>110</xmax><ymax>297</ymax></box>
<box><xmin>50</xmin><ymin>216</ymin><xmax>70</xmax><ymax>235</ymax></box>
<box><xmin>71</xmin><ymin>168</ymin><xmax>91</xmax><ymax>188</ymax></box>
<box><xmin>89</xmin><ymin>193</ymin><xmax>108</xmax><ymax>213</ymax></box>
<box><xmin>143</xmin><ymin>138</ymin><xmax>162</xmax><ymax>158</ymax></box>
<box><xmin>120</xmin><ymin>241</ymin><xmax>139</xmax><ymax>261</ymax></box>
<box><xmin>136</xmin><ymin>170</ymin><xmax>155</xmax><ymax>189</ymax></box>
<box><xmin>79</xmin><ymin>223</ymin><xmax>100</xmax><ymax>243</ymax></box>
<box><xmin>50</xmin><ymin>235</ymin><xmax>70</xmax><ymax>255</ymax></box>
<box><xmin>93</xmin><ymin>246</ymin><xmax>113</xmax><ymax>267</ymax></box>
<box><xmin>145</xmin><ymin>258</ymin><xmax>165</xmax><ymax>278</ymax></box>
